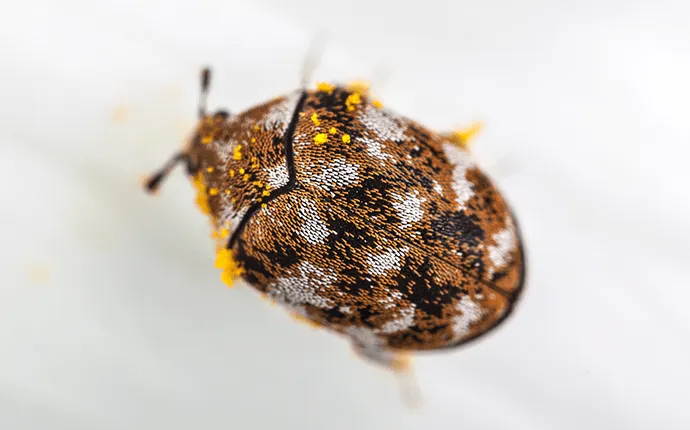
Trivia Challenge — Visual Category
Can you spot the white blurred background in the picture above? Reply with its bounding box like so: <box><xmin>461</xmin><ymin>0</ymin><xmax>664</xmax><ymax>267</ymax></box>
<box><xmin>1</xmin><ymin>0</ymin><xmax>689</xmax><ymax>429</ymax></box>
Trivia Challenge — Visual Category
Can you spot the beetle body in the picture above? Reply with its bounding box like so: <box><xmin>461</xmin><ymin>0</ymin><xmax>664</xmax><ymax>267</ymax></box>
<box><xmin>147</xmin><ymin>74</ymin><xmax>525</xmax><ymax>369</ymax></box>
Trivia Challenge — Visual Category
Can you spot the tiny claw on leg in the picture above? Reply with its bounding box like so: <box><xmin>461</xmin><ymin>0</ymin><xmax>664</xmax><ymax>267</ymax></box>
<box><xmin>445</xmin><ymin>121</ymin><xmax>484</xmax><ymax>149</ymax></box>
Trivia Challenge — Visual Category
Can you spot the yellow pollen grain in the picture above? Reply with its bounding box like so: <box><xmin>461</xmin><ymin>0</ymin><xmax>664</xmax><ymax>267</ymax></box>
<box><xmin>253</xmin><ymin>125</ymin><xmax>259</xmax><ymax>131</ymax></box>
<box><xmin>342</xmin><ymin>134</ymin><xmax>351</xmax><ymax>143</ymax></box>
<box><xmin>451</xmin><ymin>121</ymin><xmax>483</xmax><ymax>148</ymax></box>
<box><xmin>373</xmin><ymin>99</ymin><xmax>383</xmax><ymax>108</ymax></box>
<box><xmin>345</xmin><ymin>93</ymin><xmax>361</xmax><ymax>111</ymax></box>
<box><xmin>215</xmin><ymin>248</ymin><xmax>244</xmax><ymax>288</ymax></box>
<box><xmin>239</xmin><ymin>168</ymin><xmax>245</xmax><ymax>174</ymax></box>
<box><xmin>192</xmin><ymin>173</ymin><xmax>211</xmax><ymax>215</ymax></box>
<box><xmin>316</xmin><ymin>81</ymin><xmax>335</xmax><ymax>94</ymax></box>
<box><xmin>314</xmin><ymin>133</ymin><xmax>328</xmax><ymax>144</ymax></box>
<box><xmin>311</xmin><ymin>112</ymin><xmax>320</xmax><ymax>126</ymax></box>
<box><xmin>225</xmin><ymin>189</ymin><xmax>231</xmax><ymax>195</ymax></box>
<box><xmin>329</xmin><ymin>127</ymin><xmax>337</xmax><ymax>134</ymax></box>
<box><xmin>201</xmin><ymin>135</ymin><xmax>213</xmax><ymax>144</ymax></box>
<box><xmin>229</xmin><ymin>170</ymin><xmax>235</xmax><ymax>177</ymax></box>
<box><xmin>291</xmin><ymin>313</ymin><xmax>321</xmax><ymax>329</ymax></box>
<box><xmin>243</xmin><ymin>174</ymin><xmax>250</xmax><ymax>181</ymax></box>
<box><xmin>251</xmin><ymin>137</ymin><xmax>256</xmax><ymax>143</ymax></box>
<box><xmin>253</xmin><ymin>180</ymin><xmax>263</xmax><ymax>187</ymax></box>
<box><xmin>261</xmin><ymin>203</ymin><xmax>267</xmax><ymax>209</ymax></box>
<box><xmin>220</xmin><ymin>271</ymin><xmax>235</xmax><ymax>287</ymax></box>
<box><xmin>262</xmin><ymin>190</ymin><xmax>270</xmax><ymax>196</ymax></box>
<box><xmin>209</xmin><ymin>187</ymin><xmax>219</xmax><ymax>196</ymax></box>
<box><xmin>233</xmin><ymin>145</ymin><xmax>243</xmax><ymax>160</ymax></box>
<box><xmin>206</xmin><ymin>167</ymin><xmax>214</xmax><ymax>173</ymax></box>
<box><xmin>231</xmin><ymin>197</ymin><xmax>237</xmax><ymax>203</ymax></box>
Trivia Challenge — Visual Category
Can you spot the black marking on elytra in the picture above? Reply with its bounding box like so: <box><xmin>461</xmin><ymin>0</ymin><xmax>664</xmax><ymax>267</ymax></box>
<box><xmin>432</xmin><ymin>210</ymin><xmax>485</xmax><ymax>247</ymax></box>
<box><xmin>235</xmin><ymin>239</ymin><xmax>272</xmax><ymax>281</ymax></box>
<box><xmin>310</xmin><ymin>87</ymin><xmax>349</xmax><ymax>111</ymax></box>
<box><xmin>227</xmin><ymin>91</ymin><xmax>308</xmax><ymax>249</ymax></box>
<box><xmin>325</xmin><ymin>217</ymin><xmax>376</xmax><ymax>259</ymax></box>
<box><xmin>391</xmin><ymin>255</ymin><xmax>448</xmax><ymax>318</ymax></box>
<box><xmin>432</xmin><ymin>206</ymin><xmax>528</xmax><ymax>352</ymax></box>
<box><xmin>264</xmin><ymin>242</ymin><xmax>301</xmax><ymax>269</ymax></box>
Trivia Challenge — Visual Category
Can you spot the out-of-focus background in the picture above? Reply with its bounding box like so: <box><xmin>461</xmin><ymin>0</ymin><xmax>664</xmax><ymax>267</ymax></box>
<box><xmin>1</xmin><ymin>0</ymin><xmax>689</xmax><ymax>429</ymax></box>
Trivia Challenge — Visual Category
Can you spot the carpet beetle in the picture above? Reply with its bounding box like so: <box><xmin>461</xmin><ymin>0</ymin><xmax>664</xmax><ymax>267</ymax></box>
<box><xmin>145</xmin><ymin>64</ymin><xmax>526</xmax><ymax>374</ymax></box>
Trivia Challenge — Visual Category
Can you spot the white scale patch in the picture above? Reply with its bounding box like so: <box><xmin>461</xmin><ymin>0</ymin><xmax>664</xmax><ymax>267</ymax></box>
<box><xmin>488</xmin><ymin>218</ymin><xmax>517</xmax><ymax>277</ymax></box>
<box><xmin>442</xmin><ymin>142</ymin><xmax>476</xmax><ymax>210</ymax></box>
<box><xmin>213</xmin><ymin>137</ymin><xmax>237</xmax><ymax>163</ymax></box>
<box><xmin>366</xmin><ymin>246</ymin><xmax>410</xmax><ymax>276</ymax></box>
<box><xmin>262</xmin><ymin>91</ymin><xmax>300</xmax><ymax>132</ymax></box>
<box><xmin>268</xmin><ymin>261</ymin><xmax>336</xmax><ymax>309</ymax></box>
<box><xmin>360</xmin><ymin>105</ymin><xmax>406</xmax><ymax>141</ymax></box>
<box><xmin>380</xmin><ymin>288</ymin><xmax>404</xmax><ymax>309</ymax></box>
<box><xmin>265</xmin><ymin>164</ymin><xmax>289</xmax><ymax>189</ymax></box>
<box><xmin>432</xmin><ymin>179</ymin><xmax>443</xmax><ymax>195</ymax></box>
<box><xmin>391</xmin><ymin>190</ymin><xmax>426</xmax><ymax>229</ymax></box>
<box><xmin>297</xmin><ymin>198</ymin><xmax>332</xmax><ymax>245</ymax></box>
<box><xmin>292</xmin><ymin>133</ymin><xmax>308</xmax><ymax>150</ymax></box>
<box><xmin>452</xmin><ymin>296</ymin><xmax>485</xmax><ymax>340</ymax></box>
<box><xmin>379</xmin><ymin>305</ymin><xmax>416</xmax><ymax>334</ymax></box>
<box><xmin>357</xmin><ymin>136</ymin><xmax>394</xmax><ymax>163</ymax></box>
<box><xmin>304</xmin><ymin>158</ymin><xmax>359</xmax><ymax>191</ymax></box>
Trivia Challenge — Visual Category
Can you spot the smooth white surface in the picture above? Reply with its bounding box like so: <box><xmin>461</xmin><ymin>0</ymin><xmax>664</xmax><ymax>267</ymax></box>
<box><xmin>1</xmin><ymin>0</ymin><xmax>689</xmax><ymax>429</ymax></box>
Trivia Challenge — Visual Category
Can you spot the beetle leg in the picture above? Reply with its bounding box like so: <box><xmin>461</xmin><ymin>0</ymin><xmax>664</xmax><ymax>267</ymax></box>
<box><xmin>300</xmin><ymin>33</ymin><xmax>326</xmax><ymax>89</ymax></box>
<box><xmin>352</xmin><ymin>342</ymin><xmax>411</xmax><ymax>371</ymax></box>
<box><xmin>351</xmin><ymin>343</ymin><xmax>423</xmax><ymax>407</ymax></box>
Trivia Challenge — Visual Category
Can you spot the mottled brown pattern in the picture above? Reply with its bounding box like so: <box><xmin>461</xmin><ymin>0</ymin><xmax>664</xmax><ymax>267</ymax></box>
<box><xmin>180</xmin><ymin>85</ymin><xmax>525</xmax><ymax>367</ymax></box>
<box><xmin>187</xmin><ymin>92</ymin><xmax>300</xmax><ymax>237</ymax></box>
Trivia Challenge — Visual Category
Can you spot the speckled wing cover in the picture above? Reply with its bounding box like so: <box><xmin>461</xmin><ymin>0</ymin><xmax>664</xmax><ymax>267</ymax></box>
<box><xmin>223</xmin><ymin>87</ymin><xmax>525</xmax><ymax>355</ymax></box>
<box><xmin>190</xmin><ymin>90</ymin><xmax>303</xmax><ymax>242</ymax></box>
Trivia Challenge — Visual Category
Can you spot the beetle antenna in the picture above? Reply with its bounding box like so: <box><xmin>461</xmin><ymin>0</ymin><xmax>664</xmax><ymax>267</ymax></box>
<box><xmin>144</xmin><ymin>153</ymin><xmax>189</xmax><ymax>193</ymax></box>
<box><xmin>199</xmin><ymin>67</ymin><xmax>211</xmax><ymax>119</ymax></box>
